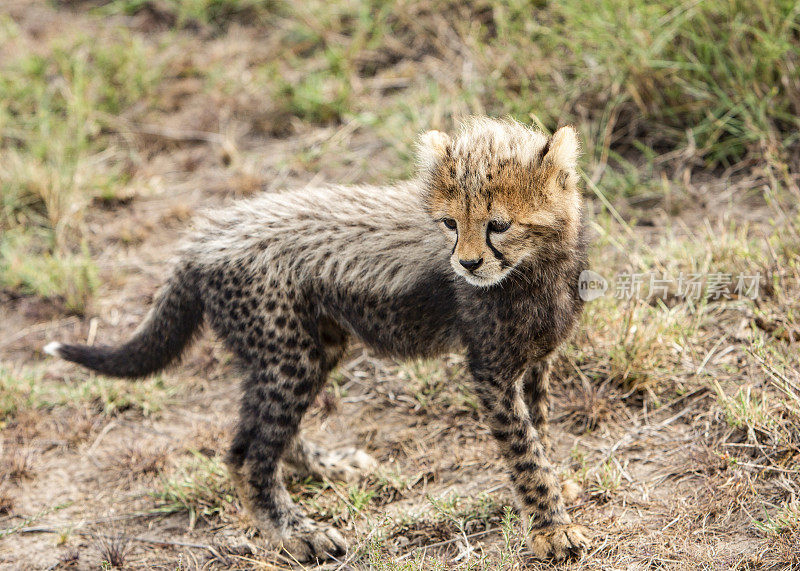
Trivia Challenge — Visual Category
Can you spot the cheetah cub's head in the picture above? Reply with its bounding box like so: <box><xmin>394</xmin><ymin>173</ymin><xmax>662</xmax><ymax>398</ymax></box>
<box><xmin>418</xmin><ymin>118</ymin><xmax>582</xmax><ymax>287</ymax></box>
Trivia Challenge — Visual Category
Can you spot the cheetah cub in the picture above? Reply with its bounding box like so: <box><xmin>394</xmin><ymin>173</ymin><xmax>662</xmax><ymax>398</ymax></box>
<box><xmin>45</xmin><ymin>118</ymin><xmax>590</xmax><ymax>562</ymax></box>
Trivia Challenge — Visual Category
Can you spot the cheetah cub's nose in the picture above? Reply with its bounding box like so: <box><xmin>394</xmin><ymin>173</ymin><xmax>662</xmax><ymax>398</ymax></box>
<box><xmin>459</xmin><ymin>258</ymin><xmax>483</xmax><ymax>271</ymax></box>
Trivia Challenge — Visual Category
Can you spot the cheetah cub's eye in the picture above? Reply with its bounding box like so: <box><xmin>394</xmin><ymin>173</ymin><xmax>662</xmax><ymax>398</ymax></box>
<box><xmin>441</xmin><ymin>218</ymin><xmax>457</xmax><ymax>230</ymax></box>
<box><xmin>488</xmin><ymin>220</ymin><xmax>511</xmax><ymax>233</ymax></box>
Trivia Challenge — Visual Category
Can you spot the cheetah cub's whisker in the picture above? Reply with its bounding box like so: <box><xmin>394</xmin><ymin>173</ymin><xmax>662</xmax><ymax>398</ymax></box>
<box><xmin>45</xmin><ymin>118</ymin><xmax>590</xmax><ymax>562</ymax></box>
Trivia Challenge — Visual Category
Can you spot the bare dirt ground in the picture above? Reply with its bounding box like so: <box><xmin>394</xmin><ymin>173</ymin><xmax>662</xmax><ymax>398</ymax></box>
<box><xmin>2</xmin><ymin>1</ymin><xmax>799</xmax><ymax>570</ymax></box>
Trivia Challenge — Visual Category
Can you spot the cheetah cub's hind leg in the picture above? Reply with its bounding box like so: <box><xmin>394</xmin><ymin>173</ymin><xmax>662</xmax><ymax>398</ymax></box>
<box><xmin>284</xmin><ymin>437</ymin><xmax>378</xmax><ymax>483</ymax></box>
<box><xmin>226</xmin><ymin>369</ymin><xmax>348</xmax><ymax>563</ymax></box>
<box><xmin>281</xmin><ymin>317</ymin><xmax>379</xmax><ymax>484</ymax></box>
<box><xmin>220</xmin><ymin>300</ymin><xmax>351</xmax><ymax>562</ymax></box>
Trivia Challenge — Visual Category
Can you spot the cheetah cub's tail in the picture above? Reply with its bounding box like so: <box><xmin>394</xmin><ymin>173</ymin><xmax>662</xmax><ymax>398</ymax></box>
<box><xmin>44</xmin><ymin>264</ymin><xmax>203</xmax><ymax>378</ymax></box>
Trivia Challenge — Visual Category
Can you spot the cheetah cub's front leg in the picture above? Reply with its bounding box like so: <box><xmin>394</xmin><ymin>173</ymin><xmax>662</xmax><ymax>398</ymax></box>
<box><xmin>524</xmin><ymin>360</ymin><xmax>585</xmax><ymax>504</ymax></box>
<box><xmin>470</xmin><ymin>357</ymin><xmax>590</xmax><ymax>561</ymax></box>
<box><xmin>523</xmin><ymin>360</ymin><xmax>553</xmax><ymax>452</ymax></box>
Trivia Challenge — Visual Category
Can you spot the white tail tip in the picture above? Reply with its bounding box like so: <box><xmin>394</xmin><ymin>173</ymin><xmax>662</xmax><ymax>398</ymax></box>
<box><xmin>43</xmin><ymin>342</ymin><xmax>63</xmax><ymax>357</ymax></box>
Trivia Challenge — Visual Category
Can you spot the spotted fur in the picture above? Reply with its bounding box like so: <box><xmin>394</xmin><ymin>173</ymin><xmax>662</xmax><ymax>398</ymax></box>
<box><xmin>45</xmin><ymin>118</ymin><xmax>590</xmax><ymax>562</ymax></box>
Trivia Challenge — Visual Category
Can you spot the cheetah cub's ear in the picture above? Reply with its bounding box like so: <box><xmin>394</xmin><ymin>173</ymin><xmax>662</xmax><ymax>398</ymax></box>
<box><xmin>416</xmin><ymin>130</ymin><xmax>452</xmax><ymax>174</ymax></box>
<box><xmin>544</xmin><ymin>126</ymin><xmax>580</xmax><ymax>172</ymax></box>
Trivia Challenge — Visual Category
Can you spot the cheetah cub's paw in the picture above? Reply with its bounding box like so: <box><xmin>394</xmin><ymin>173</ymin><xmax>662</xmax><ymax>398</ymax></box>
<box><xmin>278</xmin><ymin>521</ymin><xmax>347</xmax><ymax>563</ymax></box>
<box><xmin>253</xmin><ymin>515</ymin><xmax>347</xmax><ymax>563</ymax></box>
<box><xmin>317</xmin><ymin>447</ymin><xmax>378</xmax><ymax>482</ymax></box>
<box><xmin>529</xmin><ymin>523</ymin><xmax>591</xmax><ymax>561</ymax></box>
<box><xmin>561</xmin><ymin>478</ymin><xmax>583</xmax><ymax>504</ymax></box>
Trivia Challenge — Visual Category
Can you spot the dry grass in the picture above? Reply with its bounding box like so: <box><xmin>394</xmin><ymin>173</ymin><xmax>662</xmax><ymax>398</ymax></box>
<box><xmin>1</xmin><ymin>448</ymin><xmax>37</xmax><ymax>483</ymax></box>
<box><xmin>93</xmin><ymin>533</ymin><xmax>131</xmax><ymax>568</ymax></box>
<box><xmin>106</xmin><ymin>443</ymin><xmax>172</xmax><ymax>483</ymax></box>
<box><xmin>1</xmin><ymin>0</ymin><xmax>799</xmax><ymax>569</ymax></box>
<box><xmin>0</xmin><ymin>491</ymin><xmax>14</xmax><ymax>516</ymax></box>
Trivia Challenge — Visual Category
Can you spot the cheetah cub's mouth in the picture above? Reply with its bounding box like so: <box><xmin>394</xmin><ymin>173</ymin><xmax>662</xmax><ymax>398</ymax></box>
<box><xmin>417</xmin><ymin>119</ymin><xmax>583</xmax><ymax>288</ymax></box>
